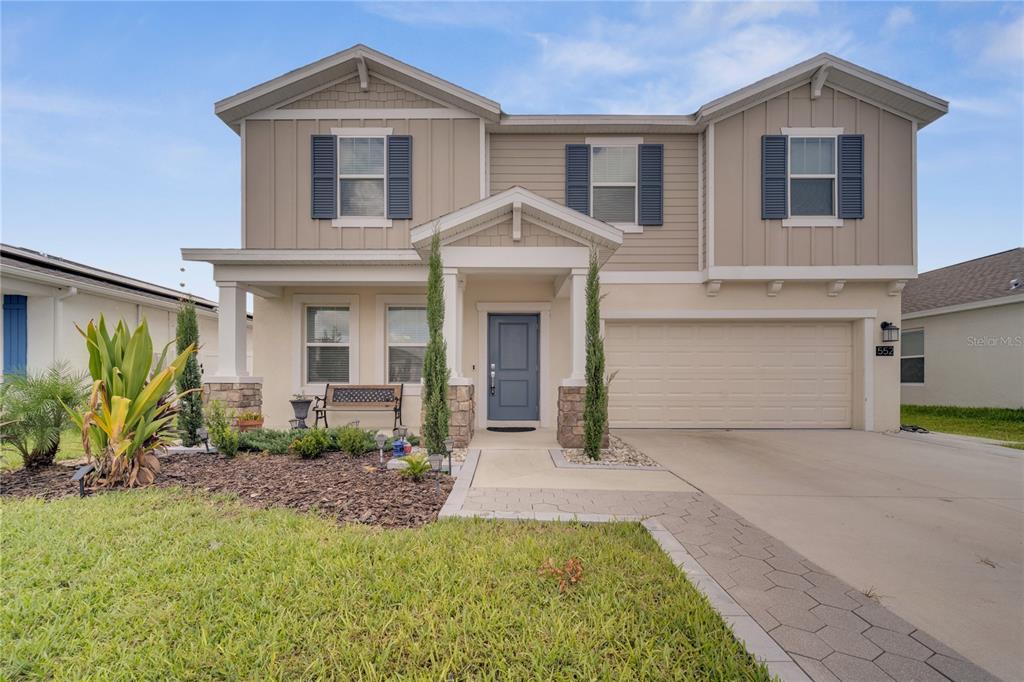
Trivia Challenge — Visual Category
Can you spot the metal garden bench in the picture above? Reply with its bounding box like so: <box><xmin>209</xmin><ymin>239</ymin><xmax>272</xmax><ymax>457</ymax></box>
<box><xmin>313</xmin><ymin>384</ymin><xmax>404</xmax><ymax>429</ymax></box>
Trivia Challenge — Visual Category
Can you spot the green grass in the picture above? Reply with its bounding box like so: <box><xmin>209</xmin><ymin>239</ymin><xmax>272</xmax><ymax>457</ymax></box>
<box><xmin>1</xmin><ymin>489</ymin><xmax>770</xmax><ymax>681</ymax></box>
<box><xmin>901</xmin><ymin>405</ymin><xmax>1024</xmax><ymax>449</ymax></box>
<box><xmin>1</xmin><ymin>430</ymin><xmax>86</xmax><ymax>472</ymax></box>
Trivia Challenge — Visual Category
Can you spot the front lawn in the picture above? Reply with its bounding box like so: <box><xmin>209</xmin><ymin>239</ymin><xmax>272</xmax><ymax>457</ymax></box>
<box><xmin>901</xmin><ymin>405</ymin><xmax>1024</xmax><ymax>449</ymax></box>
<box><xmin>1</xmin><ymin>489</ymin><xmax>769</xmax><ymax>680</ymax></box>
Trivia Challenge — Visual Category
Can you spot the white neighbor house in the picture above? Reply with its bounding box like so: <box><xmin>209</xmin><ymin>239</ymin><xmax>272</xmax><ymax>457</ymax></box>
<box><xmin>1</xmin><ymin>244</ymin><xmax>253</xmax><ymax>380</ymax></box>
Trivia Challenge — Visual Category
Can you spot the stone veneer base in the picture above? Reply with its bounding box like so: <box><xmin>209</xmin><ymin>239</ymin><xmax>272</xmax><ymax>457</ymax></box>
<box><xmin>203</xmin><ymin>382</ymin><xmax>263</xmax><ymax>415</ymax></box>
<box><xmin>556</xmin><ymin>385</ymin><xmax>608</xmax><ymax>449</ymax></box>
<box><xmin>422</xmin><ymin>383</ymin><xmax>475</xmax><ymax>448</ymax></box>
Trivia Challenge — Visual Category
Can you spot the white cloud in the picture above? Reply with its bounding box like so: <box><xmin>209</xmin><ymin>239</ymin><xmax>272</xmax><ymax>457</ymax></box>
<box><xmin>981</xmin><ymin>14</ymin><xmax>1024</xmax><ymax>66</ymax></box>
<box><xmin>883</xmin><ymin>7</ymin><xmax>914</xmax><ymax>34</ymax></box>
<box><xmin>531</xmin><ymin>34</ymin><xmax>646</xmax><ymax>77</ymax></box>
<box><xmin>360</xmin><ymin>2</ymin><xmax>519</xmax><ymax>29</ymax></box>
<box><xmin>2</xmin><ymin>86</ymin><xmax>154</xmax><ymax>117</ymax></box>
<box><xmin>721</xmin><ymin>1</ymin><xmax>819</xmax><ymax>28</ymax></box>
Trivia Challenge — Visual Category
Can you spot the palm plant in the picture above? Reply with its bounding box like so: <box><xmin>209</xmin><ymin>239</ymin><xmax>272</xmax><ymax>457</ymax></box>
<box><xmin>67</xmin><ymin>316</ymin><xmax>196</xmax><ymax>487</ymax></box>
<box><xmin>0</xmin><ymin>362</ymin><xmax>88</xmax><ymax>468</ymax></box>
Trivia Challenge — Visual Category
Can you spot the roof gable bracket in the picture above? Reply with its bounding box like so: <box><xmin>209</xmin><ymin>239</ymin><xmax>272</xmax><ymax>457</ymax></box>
<box><xmin>811</xmin><ymin>65</ymin><xmax>831</xmax><ymax>100</ymax></box>
<box><xmin>357</xmin><ymin>56</ymin><xmax>369</xmax><ymax>91</ymax></box>
<box><xmin>512</xmin><ymin>201</ymin><xmax>522</xmax><ymax>242</ymax></box>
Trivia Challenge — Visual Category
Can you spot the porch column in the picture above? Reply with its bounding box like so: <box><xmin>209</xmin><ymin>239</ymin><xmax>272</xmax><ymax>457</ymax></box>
<box><xmin>216</xmin><ymin>282</ymin><xmax>248</xmax><ymax>379</ymax></box>
<box><xmin>442</xmin><ymin>268</ymin><xmax>461</xmax><ymax>378</ymax></box>
<box><xmin>569</xmin><ymin>268</ymin><xmax>587</xmax><ymax>381</ymax></box>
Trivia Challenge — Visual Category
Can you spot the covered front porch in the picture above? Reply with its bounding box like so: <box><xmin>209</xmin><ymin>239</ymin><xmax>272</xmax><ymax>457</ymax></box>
<box><xmin>182</xmin><ymin>187</ymin><xmax>623</xmax><ymax>446</ymax></box>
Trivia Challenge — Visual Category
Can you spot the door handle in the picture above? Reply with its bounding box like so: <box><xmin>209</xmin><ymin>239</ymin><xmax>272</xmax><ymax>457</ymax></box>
<box><xmin>490</xmin><ymin>370</ymin><xmax>496</xmax><ymax>396</ymax></box>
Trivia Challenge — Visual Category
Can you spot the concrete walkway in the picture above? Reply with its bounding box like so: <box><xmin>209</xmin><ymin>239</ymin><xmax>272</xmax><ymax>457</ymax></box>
<box><xmin>448</xmin><ymin>435</ymin><xmax>1002</xmax><ymax>682</ymax></box>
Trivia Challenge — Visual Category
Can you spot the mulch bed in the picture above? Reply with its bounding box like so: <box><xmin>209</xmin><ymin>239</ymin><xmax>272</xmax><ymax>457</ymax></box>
<box><xmin>0</xmin><ymin>451</ymin><xmax>454</xmax><ymax>528</ymax></box>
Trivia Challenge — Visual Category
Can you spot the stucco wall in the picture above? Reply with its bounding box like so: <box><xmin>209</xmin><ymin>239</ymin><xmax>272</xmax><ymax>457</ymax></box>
<box><xmin>244</xmin><ymin>116</ymin><xmax>481</xmax><ymax>250</ymax></box>
<box><xmin>488</xmin><ymin>133</ymin><xmax>699</xmax><ymax>271</ymax></box>
<box><xmin>900</xmin><ymin>303</ymin><xmax>1024</xmax><ymax>408</ymax></box>
<box><xmin>712</xmin><ymin>84</ymin><xmax>914</xmax><ymax>268</ymax></box>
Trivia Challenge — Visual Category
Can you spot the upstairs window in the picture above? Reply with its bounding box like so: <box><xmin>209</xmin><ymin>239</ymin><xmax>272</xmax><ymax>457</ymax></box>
<box><xmin>339</xmin><ymin>137</ymin><xmax>385</xmax><ymax>217</ymax></box>
<box><xmin>591</xmin><ymin>144</ymin><xmax>637</xmax><ymax>224</ymax></box>
<box><xmin>790</xmin><ymin>136</ymin><xmax>836</xmax><ymax>217</ymax></box>
<box><xmin>901</xmin><ymin>329</ymin><xmax>924</xmax><ymax>384</ymax></box>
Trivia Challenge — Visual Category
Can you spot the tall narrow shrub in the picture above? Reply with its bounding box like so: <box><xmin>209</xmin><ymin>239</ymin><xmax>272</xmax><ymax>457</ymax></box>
<box><xmin>421</xmin><ymin>231</ymin><xmax>450</xmax><ymax>454</ymax></box>
<box><xmin>176</xmin><ymin>299</ymin><xmax>204</xmax><ymax>446</ymax></box>
<box><xmin>583</xmin><ymin>249</ymin><xmax>608</xmax><ymax>460</ymax></box>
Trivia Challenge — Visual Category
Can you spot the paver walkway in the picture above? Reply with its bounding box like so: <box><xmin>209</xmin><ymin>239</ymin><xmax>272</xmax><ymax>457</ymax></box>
<box><xmin>454</xmin><ymin>464</ymin><xmax>999</xmax><ymax>681</ymax></box>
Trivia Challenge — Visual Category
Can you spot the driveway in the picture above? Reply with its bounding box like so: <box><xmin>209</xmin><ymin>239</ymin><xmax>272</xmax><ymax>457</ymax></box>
<box><xmin>619</xmin><ymin>428</ymin><xmax>1024</xmax><ymax>682</ymax></box>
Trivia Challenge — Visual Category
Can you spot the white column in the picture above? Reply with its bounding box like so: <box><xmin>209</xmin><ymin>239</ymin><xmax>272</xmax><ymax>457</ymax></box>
<box><xmin>216</xmin><ymin>283</ymin><xmax>249</xmax><ymax>379</ymax></box>
<box><xmin>569</xmin><ymin>269</ymin><xmax>587</xmax><ymax>382</ymax></box>
<box><xmin>442</xmin><ymin>268</ymin><xmax>460</xmax><ymax>379</ymax></box>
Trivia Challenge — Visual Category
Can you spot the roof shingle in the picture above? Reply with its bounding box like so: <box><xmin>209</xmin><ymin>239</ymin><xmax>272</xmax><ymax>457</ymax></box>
<box><xmin>902</xmin><ymin>248</ymin><xmax>1024</xmax><ymax>314</ymax></box>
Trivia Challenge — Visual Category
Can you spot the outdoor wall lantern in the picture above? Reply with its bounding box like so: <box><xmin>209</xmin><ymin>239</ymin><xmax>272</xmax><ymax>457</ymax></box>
<box><xmin>880</xmin><ymin>321</ymin><xmax>900</xmax><ymax>343</ymax></box>
<box><xmin>375</xmin><ymin>432</ymin><xmax>388</xmax><ymax>466</ymax></box>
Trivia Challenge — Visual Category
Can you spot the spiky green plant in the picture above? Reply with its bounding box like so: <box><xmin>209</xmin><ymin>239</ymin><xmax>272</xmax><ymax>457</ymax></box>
<box><xmin>583</xmin><ymin>249</ymin><xmax>608</xmax><ymax>460</ymax></box>
<box><xmin>175</xmin><ymin>299</ymin><xmax>204</xmax><ymax>446</ymax></box>
<box><xmin>421</xmin><ymin>230</ymin><xmax>450</xmax><ymax>455</ymax></box>
<box><xmin>67</xmin><ymin>316</ymin><xmax>196</xmax><ymax>487</ymax></box>
<box><xmin>0</xmin><ymin>362</ymin><xmax>88</xmax><ymax>468</ymax></box>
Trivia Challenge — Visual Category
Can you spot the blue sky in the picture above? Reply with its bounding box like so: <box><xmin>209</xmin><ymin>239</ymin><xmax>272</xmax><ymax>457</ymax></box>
<box><xmin>3</xmin><ymin>1</ymin><xmax>1022</xmax><ymax>301</ymax></box>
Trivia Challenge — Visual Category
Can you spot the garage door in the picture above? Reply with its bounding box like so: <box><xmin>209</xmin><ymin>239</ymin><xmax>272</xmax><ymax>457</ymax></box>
<box><xmin>606</xmin><ymin>321</ymin><xmax>852</xmax><ymax>428</ymax></box>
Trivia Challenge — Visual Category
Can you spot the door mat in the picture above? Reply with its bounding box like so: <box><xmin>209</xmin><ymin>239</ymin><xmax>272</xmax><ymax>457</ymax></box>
<box><xmin>486</xmin><ymin>427</ymin><xmax>536</xmax><ymax>433</ymax></box>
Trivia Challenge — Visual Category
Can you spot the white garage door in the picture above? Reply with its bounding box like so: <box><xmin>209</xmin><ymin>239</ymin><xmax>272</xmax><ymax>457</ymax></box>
<box><xmin>606</xmin><ymin>321</ymin><xmax>852</xmax><ymax>428</ymax></box>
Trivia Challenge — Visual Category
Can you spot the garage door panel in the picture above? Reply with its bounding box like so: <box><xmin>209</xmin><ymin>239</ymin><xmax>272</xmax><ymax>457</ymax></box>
<box><xmin>607</xmin><ymin>320</ymin><xmax>852</xmax><ymax>429</ymax></box>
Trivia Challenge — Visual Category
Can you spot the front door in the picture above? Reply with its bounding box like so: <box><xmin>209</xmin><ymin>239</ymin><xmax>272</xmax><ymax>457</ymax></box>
<box><xmin>487</xmin><ymin>314</ymin><xmax>540</xmax><ymax>421</ymax></box>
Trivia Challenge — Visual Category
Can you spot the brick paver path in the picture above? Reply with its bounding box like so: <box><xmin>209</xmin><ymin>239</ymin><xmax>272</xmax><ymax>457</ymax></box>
<box><xmin>460</xmin><ymin>487</ymin><xmax>999</xmax><ymax>682</ymax></box>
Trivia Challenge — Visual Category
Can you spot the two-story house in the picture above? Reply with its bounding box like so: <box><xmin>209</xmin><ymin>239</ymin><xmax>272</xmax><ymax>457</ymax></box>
<box><xmin>183</xmin><ymin>45</ymin><xmax>947</xmax><ymax>446</ymax></box>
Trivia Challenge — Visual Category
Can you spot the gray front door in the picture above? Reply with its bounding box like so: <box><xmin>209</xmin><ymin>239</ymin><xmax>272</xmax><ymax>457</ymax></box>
<box><xmin>487</xmin><ymin>314</ymin><xmax>540</xmax><ymax>421</ymax></box>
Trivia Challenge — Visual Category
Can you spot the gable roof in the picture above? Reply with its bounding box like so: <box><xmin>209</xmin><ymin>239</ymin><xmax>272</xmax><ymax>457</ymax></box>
<box><xmin>215</xmin><ymin>46</ymin><xmax>947</xmax><ymax>134</ymax></box>
<box><xmin>215</xmin><ymin>44</ymin><xmax>500</xmax><ymax>130</ymax></box>
<box><xmin>409</xmin><ymin>186</ymin><xmax>623</xmax><ymax>259</ymax></box>
<box><xmin>902</xmin><ymin>248</ymin><xmax>1024</xmax><ymax>315</ymax></box>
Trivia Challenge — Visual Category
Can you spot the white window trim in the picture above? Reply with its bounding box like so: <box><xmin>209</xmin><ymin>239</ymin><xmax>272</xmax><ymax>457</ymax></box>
<box><xmin>330</xmin><ymin>127</ymin><xmax>393</xmax><ymax>228</ymax></box>
<box><xmin>586</xmin><ymin>136</ymin><xmax>643</xmax><ymax>231</ymax></box>
<box><xmin>292</xmin><ymin>294</ymin><xmax>359</xmax><ymax>395</ymax></box>
<box><xmin>375</xmin><ymin>294</ymin><xmax>427</xmax><ymax>396</ymax></box>
<box><xmin>781</xmin><ymin>127</ymin><xmax>844</xmax><ymax>228</ymax></box>
<box><xmin>900</xmin><ymin>328</ymin><xmax>925</xmax><ymax>386</ymax></box>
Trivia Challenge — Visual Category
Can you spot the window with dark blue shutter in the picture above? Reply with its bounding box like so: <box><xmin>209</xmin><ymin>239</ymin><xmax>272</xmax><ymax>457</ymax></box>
<box><xmin>3</xmin><ymin>294</ymin><xmax>27</xmax><ymax>375</ymax></box>
<box><xmin>762</xmin><ymin>135</ymin><xmax>788</xmax><ymax>220</ymax></box>
<box><xmin>838</xmin><ymin>134</ymin><xmax>864</xmax><ymax>219</ymax></box>
<box><xmin>387</xmin><ymin>135</ymin><xmax>412</xmax><ymax>219</ymax></box>
<box><xmin>637</xmin><ymin>144</ymin><xmax>663</xmax><ymax>226</ymax></box>
<box><xmin>311</xmin><ymin>135</ymin><xmax>337</xmax><ymax>219</ymax></box>
<box><xmin>565</xmin><ymin>144</ymin><xmax>590</xmax><ymax>214</ymax></box>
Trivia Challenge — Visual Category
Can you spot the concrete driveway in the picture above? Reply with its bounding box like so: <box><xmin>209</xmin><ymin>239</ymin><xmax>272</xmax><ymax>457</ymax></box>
<box><xmin>618</xmin><ymin>429</ymin><xmax>1024</xmax><ymax>682</ymax></box>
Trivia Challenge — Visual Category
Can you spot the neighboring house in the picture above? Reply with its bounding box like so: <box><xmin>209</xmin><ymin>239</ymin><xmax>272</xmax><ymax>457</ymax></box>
<box><xmin>183</xmin><ymin>45</ymin><xmax>948</xmax><ymax>444</ymax></box>
<box><xmin>900</xmin><ymin>248</ymin><xmax>1024</xmax><ymax>409</ymax></box>
<box><xmin>1</xmin><ymin>244</ymin><xmax>253</xmax><ymax>380</ymax></box>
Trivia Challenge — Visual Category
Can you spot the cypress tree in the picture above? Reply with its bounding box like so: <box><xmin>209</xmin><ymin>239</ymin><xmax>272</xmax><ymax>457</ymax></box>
<box><xmin>176</xmin><ymin>299</ymin><xmax>204</xmax><ymax>446</ymax></box>
<box><xmin>421</xmin><ymin>231</ymin><xmax>450</xmax><ymax>454</ymax></box>
<box><xmin>582</xmin><ymin>249</ymin><xmax>607</xmax><ymax>460</ymax></box>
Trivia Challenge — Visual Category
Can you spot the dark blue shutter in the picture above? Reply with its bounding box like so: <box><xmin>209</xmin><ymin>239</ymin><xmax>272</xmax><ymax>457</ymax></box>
<box><xmin>838</xmin><ymin>134</ymin><xmax>864</xmax><ymax>219</ymax></box>
<box><xmin>387</xmin><ymin>135</ymin><xmax>412</xmax><ymax>219</ymax></box>
<box><xmin>638</xmin><ymin>144</ymin><xmax>664</xmax><ymax>226</ymax></box>
<box><xmin>3</xmin><ymin>294</ymin><xmax>27</xmax><ymax>374</ymax></box>
<box><xmin>565</xmin><ymin>144</ymin><xmax>590</xmax><ymax>214</ymax></box>
<box><xmin>311</xmin><ymin>135</ymin><xmax>337</xmax><ymax>219</ymax></box>
<box><xmin>762</xmin><ymin>135</ymin><xmax>788</xmax><ymax>220</ymax></box>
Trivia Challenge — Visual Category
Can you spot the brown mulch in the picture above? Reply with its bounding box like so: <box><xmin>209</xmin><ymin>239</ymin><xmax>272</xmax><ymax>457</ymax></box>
<box><xmin>0</xmin><ymin>451</ymin><xmax>454</xmax><ymax>528</ymax></box>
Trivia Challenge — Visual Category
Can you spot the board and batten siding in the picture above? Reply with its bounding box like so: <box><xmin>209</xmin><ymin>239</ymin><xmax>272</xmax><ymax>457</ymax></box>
<box><xmin>712</xmin><ymin>84</ymin><xmax>914</xmax><ymax>267</ymax></box>
<box><xmin>244</xmin><ymin>117</ymin><xmax>481</xmax><ymax>249</ymax></box>
<box><xmin>488</xmin><ymin>133</ymin><xmax>699</xmax><ymax>271</ymax></box>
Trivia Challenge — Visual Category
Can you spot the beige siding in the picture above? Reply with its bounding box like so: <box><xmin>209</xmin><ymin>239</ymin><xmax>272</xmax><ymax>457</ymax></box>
<box><xmin>489</xmin><ymin>133</ymin><xmax>699</xmax><ymax>271</ymax></box>
<box><xmin>712</xmin><ymin>84</ymin><xmax>915</xmax><ymax>267</ymax></box>
<box><xmin>449</xmin><ymin>219</ymin><xmax>580</xmax><ymax>247</ymax></box>
<box><xmin>282</xmin><ymin>75</ymin><xmax>443</xmax><ymax>109</ymax></box>
<box><xmin>244</xmin><ymin>117</ymin><xmax>481</xmax><ymax>249</ymax></box>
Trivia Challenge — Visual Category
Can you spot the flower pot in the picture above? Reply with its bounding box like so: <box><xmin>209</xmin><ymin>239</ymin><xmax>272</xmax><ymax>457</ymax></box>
<box><xmin>236</xmin><ymin>418</ymin><xmax>264</xmax><ymax>432</ymax></box>
<box><xmin>289</xmin><ymin>398</ymin><xmax>313</xmax><ymax>429</ymax></box>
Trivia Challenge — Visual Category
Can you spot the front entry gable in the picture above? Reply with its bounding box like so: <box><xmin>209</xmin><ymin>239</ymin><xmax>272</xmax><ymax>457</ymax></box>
<box><xmin>409</xmin><ymin>186</ymin><xmax>623</xmax><ymax>263</ymax></box>
<box><xmin>280</xmin><ymin>74</ymin><xmax>446</xmax><ymax>111</ymax></box>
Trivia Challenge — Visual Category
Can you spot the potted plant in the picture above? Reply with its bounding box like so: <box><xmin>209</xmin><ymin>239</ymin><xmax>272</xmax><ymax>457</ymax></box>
<box><xmin>235</xmin><ymin>409</ymin><xmax>264</xmax><ymax>432</ymax></box>
<box><xmin>289</xmin><ymin>393</ymin><xmax>313</xmax><ymax>429</ymax></box>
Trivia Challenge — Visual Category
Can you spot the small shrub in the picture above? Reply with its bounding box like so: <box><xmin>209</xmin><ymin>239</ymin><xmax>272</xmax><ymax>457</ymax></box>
<box><xmin>204</xmin><ymin>400</ymin><xmax>238</xmax><ymax>458</ymax></box>
<box><xmin>398</xmin><ymin>454</ymin><xmax>432</xmax><ymax>481</ymax></box>
<box><xmin>290</xmin><ymin>429</ymin><xmax>330</xmax><ymax>459</ymax></box>
<box><xmin>237</xmin><ymin>428</ymin><xmax>293</xmax><ymax>454</ymax></box>
<box><xmin>329</xmin><ymin>425</ymin><xmax>375</xmax><ymax>456</ymax></box>
<box><xmin>237</xmin><ymin>410</ymin><xmax>263</xmax><ymax>422</ymax></box>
